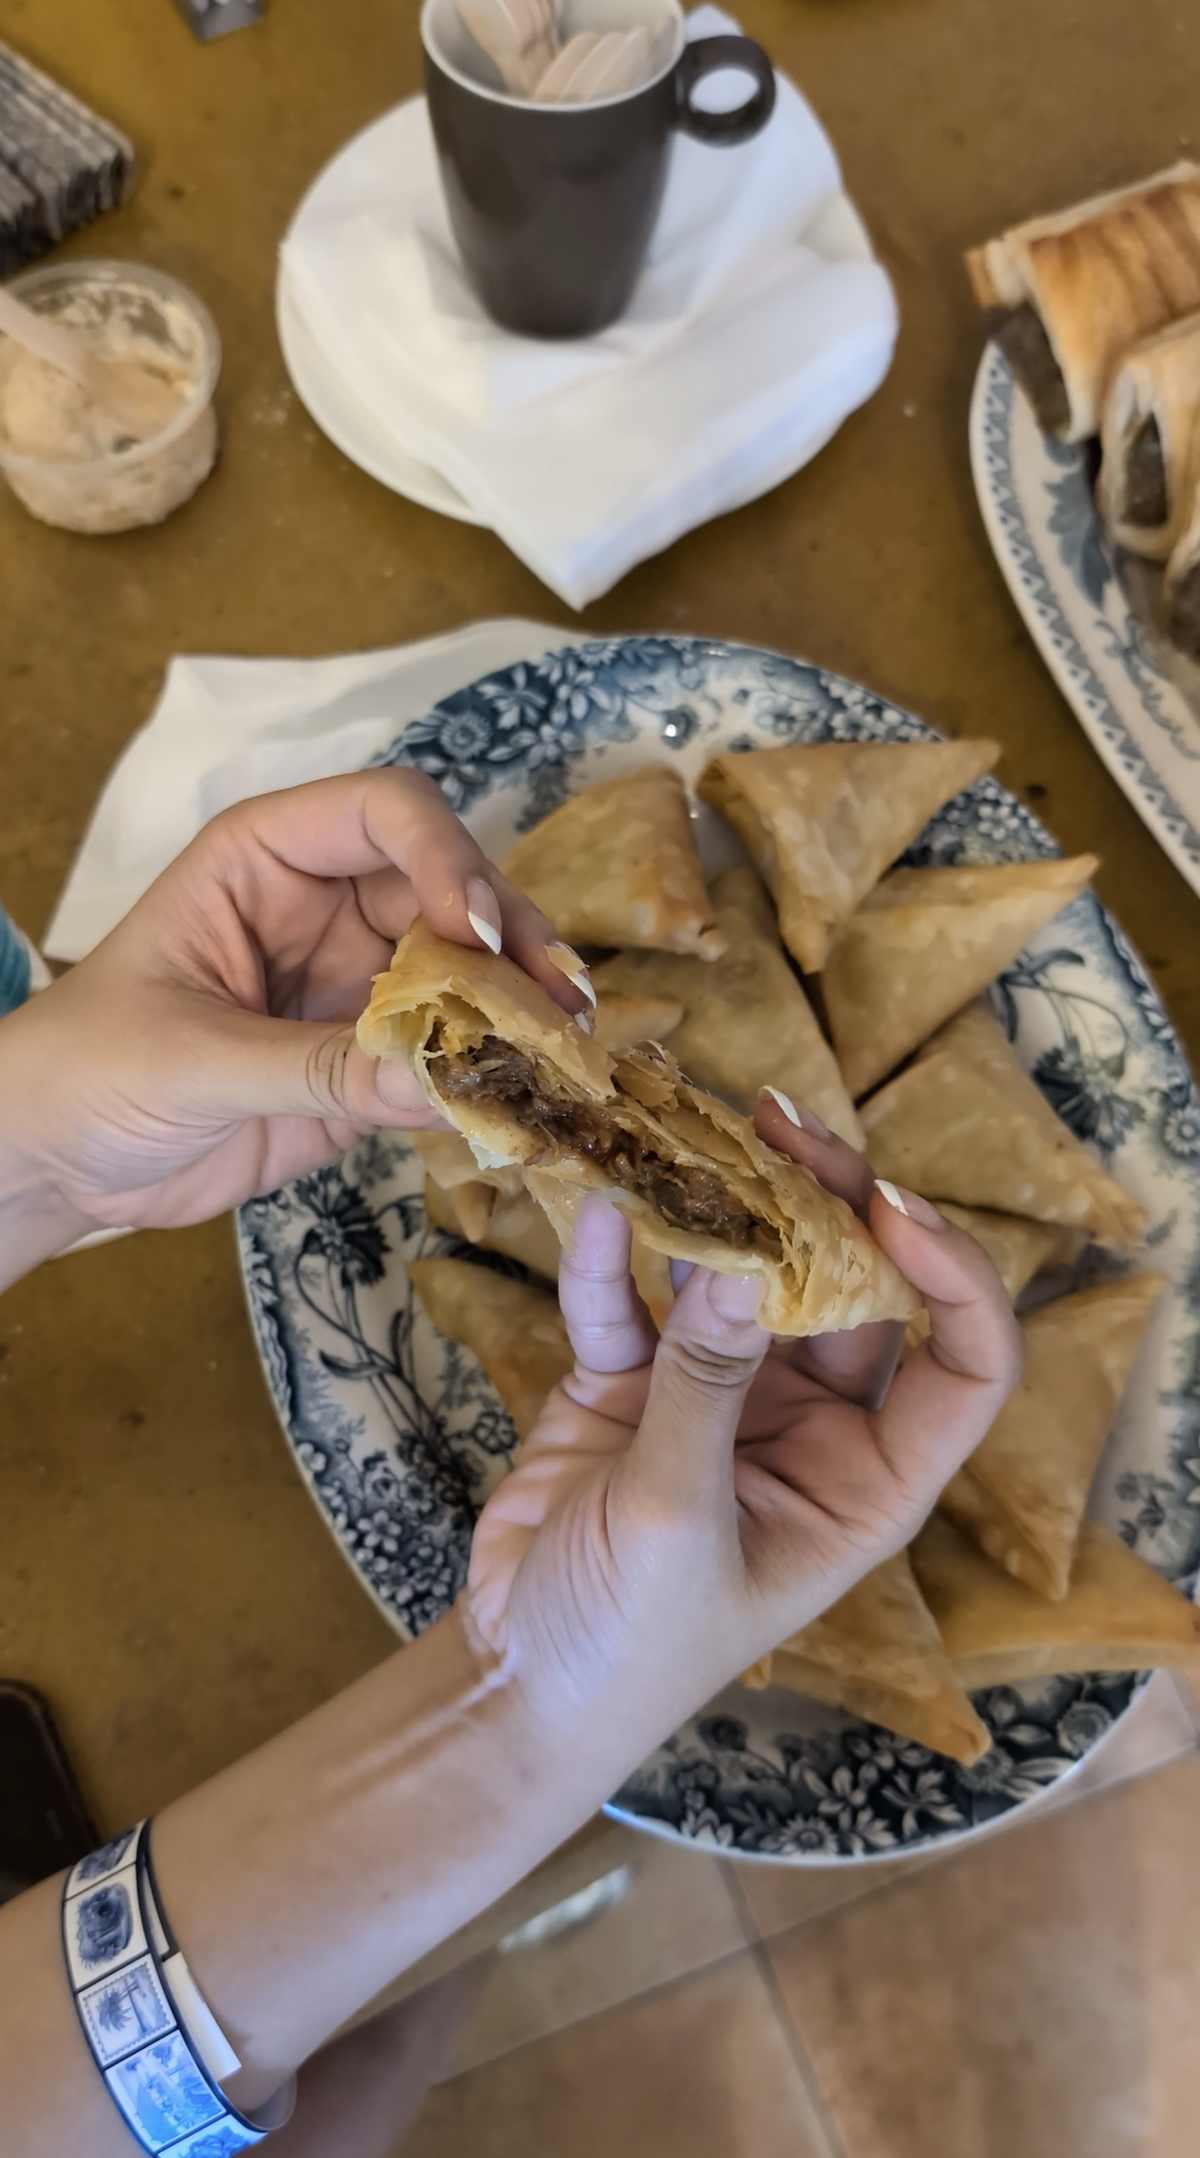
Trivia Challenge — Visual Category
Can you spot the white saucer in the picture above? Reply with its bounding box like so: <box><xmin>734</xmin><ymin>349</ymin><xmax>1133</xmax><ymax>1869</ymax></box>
<box><xmin>276</xmin><ymin>266</ymin><xmax>486</xmax><ymax>527</ymax></box>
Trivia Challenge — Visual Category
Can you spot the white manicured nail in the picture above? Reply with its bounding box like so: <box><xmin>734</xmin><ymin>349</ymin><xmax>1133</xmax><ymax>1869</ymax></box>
<box><xmin>466</xmin><ymin>876</ymin><xmax>503</xmax><ymax>956</ymax></box>
<box><xmin>574</xmin><ymin>1009</ymin><xmax>593</xmax><ymax>1033</ymax></box>
<box><xmin>875</xmin><ymin>1179</ymin><xmax>910</xmax><ymax>1217</ymax></box>
<box><xmin>762</xmin><ymin>1085</ymin><xmax>802</xmax><ymax>1127</ymax></box>
<box><xmin>547</xmin><ymin>942</ymin><xmax>597</xmax><ymax>1007</ymax></box>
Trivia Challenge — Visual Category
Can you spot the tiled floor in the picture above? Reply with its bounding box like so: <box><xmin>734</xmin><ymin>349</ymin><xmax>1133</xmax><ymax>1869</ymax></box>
<box><xmin>394</xmin><ymin>1678</ymin><xmax>1200</xmax><ymax>2158</ymax></box>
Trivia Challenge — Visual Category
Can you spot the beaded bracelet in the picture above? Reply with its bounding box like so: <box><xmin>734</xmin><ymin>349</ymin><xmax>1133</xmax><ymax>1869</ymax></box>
<box><xmin>62</xmin><ymin>1821</ymin><xmax>268</xmax><ymax>2155</ymax></box>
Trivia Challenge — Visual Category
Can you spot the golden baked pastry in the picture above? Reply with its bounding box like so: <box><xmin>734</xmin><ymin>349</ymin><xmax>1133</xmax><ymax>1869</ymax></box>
<box><xmin>592</xmin><ymin>864</ymin><xmax>863</xmax><ymax>1146</ymax></box>
<box><xmin>823</xmin><ymin>855</ymin><xmax>1099</xmax><ymax>1100</ymax></box>
<box><xmin>501</xmin><ymin>764</ymin><xmax>723</xmax><ymax>959</ymax></box>
<box><xmin>408</xmin><ymin>1255</ymin><xmax>574</xmax><ymax>1442</ymax></box>
<box><xmin>938</xmin><ymin>1274</ymin><xmax>1167</xmax><ymax>1600</ymax></box>
<box><xmin>913</xmin><ymin>1514</ymin><xmax>1200</xmax><ymax>1686</ymax></box>
<box><xmin>593</xmin><ymin>989</ymin><xmax>684</xmax><ymax>1052</ymax></box>
<box><xmin>696</xmin><ymin>737</ymin><xmax>997</xmax><ymax>973</ymax></box>
<box><xmin>860</xmin><ymin>1000</ymin><xmax>1146</xmax><ymax>1246</ymax></box>
<box><xmin>742</xmin><ymin>1551</ymin><xmax>991</xmax><ymax>1767</ymax></box>
<box><xmin>358</xmin><ymin>920</ymin><xmax>919</xmax><ymax>1336</ymax></box>
<box><xmin>1098</xmin><ymin>309</ymin><xmax>1200</xmax><ymax>559</ymax></box>
<box><xmin>968</xmin><ymin>161</ymin><xmax>1200</xmax><ymax>440</ymax></box>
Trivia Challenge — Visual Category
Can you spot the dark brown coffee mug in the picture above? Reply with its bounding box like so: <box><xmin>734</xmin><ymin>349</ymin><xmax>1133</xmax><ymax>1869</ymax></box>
<box><xmin>421</xmin><ymin>0</ymin><xmax>777</xmax><ymax>339</ymax></box>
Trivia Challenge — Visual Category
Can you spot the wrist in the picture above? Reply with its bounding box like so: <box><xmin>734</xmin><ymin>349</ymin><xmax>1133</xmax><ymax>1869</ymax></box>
<box><xmin>0</xmin><ymin>1003</ymin><xmax>93</xmax><ymax>1287</ymax></box>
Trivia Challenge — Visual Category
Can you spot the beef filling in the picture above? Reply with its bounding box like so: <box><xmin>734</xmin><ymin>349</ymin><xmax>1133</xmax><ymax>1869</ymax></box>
<box><xmin>989</xmin><ymin>303</ymin><xmax>1071</xmax><ymax>437</ymax></box>
<box><xmin>1122</xmin><ymin>414</ymin><xmax>1168</xmax><ymax>528</ymax></box>
<box><xmin>433</xmin><ymin>1033</ymin><xmax>778</xmax><ymax>1255</ymax></box>
<box><xmin>1167</xmin><ymin>561</ymin><xmax>1200</xmax><ymax>662</ymax></box>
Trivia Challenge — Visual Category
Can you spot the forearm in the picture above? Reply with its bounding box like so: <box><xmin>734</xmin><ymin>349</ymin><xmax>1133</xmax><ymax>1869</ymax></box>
<box><xmin>0</xmin><ymin>1605</ymin><xmax>626</xmax><ymax>2149</ymax></box>
<box><xmin>0</xmin><ymin>1002</ymin><xmax>92</xmax><ymax>1290</ymax></box>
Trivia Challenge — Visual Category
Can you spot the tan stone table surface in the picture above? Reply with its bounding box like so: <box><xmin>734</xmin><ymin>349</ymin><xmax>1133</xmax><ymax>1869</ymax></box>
<box><xmin>1</xmin><ymin>0</ymin><xmax>1199</xmax><ymax>1850</ymax></box>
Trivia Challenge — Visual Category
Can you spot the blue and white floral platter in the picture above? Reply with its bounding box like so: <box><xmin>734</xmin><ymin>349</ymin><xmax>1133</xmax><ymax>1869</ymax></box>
<box><xmin>237</xmin><ymin>635</ymin><xmax>1200</xmax><ymax>1862</ymax></box>
<box><xmin>970</xmin><ymin>342</ymin><xmax>1200</xmax><ymax>902</ymax></box>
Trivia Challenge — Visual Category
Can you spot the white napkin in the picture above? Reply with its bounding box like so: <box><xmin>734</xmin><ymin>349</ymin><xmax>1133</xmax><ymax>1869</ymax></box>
<box><xmin>44</xmin><ymin>618</ymin><xmax>567</xmax><ymax>962</ymax></box>
<box><xmin>280</xmin><ymin>10</ymin><xmax>897</xmax><ymax>609</ymax></box>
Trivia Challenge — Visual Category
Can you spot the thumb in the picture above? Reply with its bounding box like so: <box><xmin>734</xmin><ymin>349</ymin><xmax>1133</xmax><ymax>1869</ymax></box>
<box><xmin>193</xmin><ymin>1008</ymin><xmax>441</xmax><ymax>1128</ymax></box>
<box><xmin>631</xmin><ymin>1265</ymin><xmax>769</xmax><ymax>1509</ymax></box>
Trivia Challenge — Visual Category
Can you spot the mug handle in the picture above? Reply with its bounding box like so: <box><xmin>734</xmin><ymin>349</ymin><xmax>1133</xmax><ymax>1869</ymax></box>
<box><xmin>674</xmin><ymin>35</ymin><xmax>776</xmax><ymax>147</ymax></box>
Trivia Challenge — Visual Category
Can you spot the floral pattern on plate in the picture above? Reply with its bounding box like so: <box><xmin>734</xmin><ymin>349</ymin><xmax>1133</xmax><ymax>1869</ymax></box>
<box><xmin>238</xmin><ymin>635</ymin><xmax>1200</xmax><ymax>1861</ymax></box>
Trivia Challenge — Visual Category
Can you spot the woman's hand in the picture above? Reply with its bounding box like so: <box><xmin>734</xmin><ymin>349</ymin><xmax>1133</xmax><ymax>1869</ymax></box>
<box><xmin>0</xmin><ymin>770</ymin><xmax>586</xmax><ymax>1270</ymax></box>
<box><xmin>467</xmin><ymin>1105</ymin><xmax>1024</xmax><ymax>1755</ymax></box>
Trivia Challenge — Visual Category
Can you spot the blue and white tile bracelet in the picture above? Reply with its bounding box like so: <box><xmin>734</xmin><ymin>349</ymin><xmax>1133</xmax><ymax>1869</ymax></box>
<box><xmin>62</xmin><ymin>1823</ymin><xmax>271</xmax><ymax>2154</ymax></box>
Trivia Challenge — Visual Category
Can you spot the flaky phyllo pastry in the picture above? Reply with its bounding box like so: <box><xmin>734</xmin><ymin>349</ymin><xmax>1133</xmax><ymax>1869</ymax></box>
<box><xmin>696</xmin><ymin>738</ymin><xmax>997</xmax><ymax>973</ymax></box>
<box><xmin>938</xmin><ymin>1274</ymin><xmax>1167</xmax><ymax>1601</ymax></box>
<box><xmin>501</xmin><ymin>764</ymin><xmax>723</xmax><ymax>960</ymax></box>
<box><xmin>860</xmin><ymin>1000</ymin><xmax>1147</xmax><ymax>1246</ymax></box>
<box><xmin>823</xmin><ymin>855</ymin><xmax>1099</xmax><ymax>1099</ymax></box>
<box><xmin>593</xmin><ymin>864</ymin><xmax>864</xmax><ymax>1147</ymax></box>
<box><xmin>1098</xmin><ymin>310</ymin><xmax>1200</xmax><ymax>561</ymax></box>
<box><xmin>741</xmin><ymin>1551</ymin><xmax>991</xmax><ymax>1767</ymax></box>
<box><xmin>968</xmin><ymin>161</ymin><xmax>1200</xmax><ymax>441</ymax></box>
<box><xmin>359</xmin><ymin>921</ymin><xmax>918</xmax><ymax>1336</ymax></box>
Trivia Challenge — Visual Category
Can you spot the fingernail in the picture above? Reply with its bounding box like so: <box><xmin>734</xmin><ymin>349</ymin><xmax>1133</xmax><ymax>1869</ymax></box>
<box><xmin>875</xmin><ymin>1178</ymin><xmax>909</xmax><ymax>1216</ymax></box>
<box><xmin>547</xmin><ymin>942</ymin><xmax>597</xmax><ymax>1007</ymax></box>
<box><xmin>760</xmin><ymin>1086</ymin><xmax>829</xmax><ymax>1139</ymax></box>
<box><xmin>574</xmin><ymin>1009</ymin><xmax>593</xmax><ymax>1034</ymax></box>
<box><xmin>466</xmin><ymin>877</ymin><xmax>502</xmax><ymax>956</ymax></box>
<box><xmin>875</xmin><ymin>1180</ymin><xmax>946</xmax><ymax>1229</ymax></box>
<box><xmin>709</xmin><ymin>1269</ymin><xmax>763</xmax><ymax>1322</ymax></box>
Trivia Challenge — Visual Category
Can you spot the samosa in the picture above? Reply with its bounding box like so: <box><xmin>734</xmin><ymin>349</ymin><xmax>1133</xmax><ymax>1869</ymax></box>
<box><xmin>593</xmin><ymin>865</ymin><xmax>863</xmax><ymax>1146</ymax></box>
<box><xmin>939</xmin><ymin>1274</ymin><xmax>1168</xmax><ymax>1599</ymax></box>
<box><xmin>502</xmin><ymin>766</ymin><xmax>723</xmax><ymax>959</ymax></box>
<box><xmin>424</xmin><ymin>1174</ymin><xmax>562</xmax><ymax>1281</ymax></box>
<box><xmin>905</xmin><ymin>1202</ymin><xmax>1085</xmax><ymax>1349</ymax></box>
<box><xmin>861</xmin><ymin>1001</ymin><xmax>1146</xmax><ymax>1246</ymax></box>
<box><xmin>741</xmin><ymin>1551</ymin><xmax>991</xmax><ymax>1766</ymax></box>
<box><xmin>912</xmin><ymin>1514</ymin><xmax>1200</xmax><ymax>1686</ymax></box>
<box><xmin>697</xmin><ymin>737</ymin><xmax>997</xmax><ymax>972</ymax></box>
<box><xmin>823</xmin><ymin>855</ymin><xmax>1100</xmax><ymax>1098</ymax></box>
<box><xmin>594</xmin><ymin>990</ymin><xmax>684</xmax><ymax>1052</ymax></box>
<box><xmin>408</xmin><ymin>1256</ymin><xmax>574</xmax><ymax>1442</ymax></box>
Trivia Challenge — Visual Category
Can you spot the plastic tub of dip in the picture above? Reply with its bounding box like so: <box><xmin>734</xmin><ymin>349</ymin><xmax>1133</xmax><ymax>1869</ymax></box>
<box><xmin>0</xmin><ymin>259</ymin><xmax>220</xmax><ymax>534</ymax></box>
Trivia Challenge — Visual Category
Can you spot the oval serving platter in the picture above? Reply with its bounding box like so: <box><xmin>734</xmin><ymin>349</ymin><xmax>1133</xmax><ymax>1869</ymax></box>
<box><xmin>969</xmin><ymin>340</ymin><xmax>1200</xmax><ymax>903</ymax></box>
<box><xmin>237</xmin><ymin>635</ymin><xmax>1200</xmax><ymax>1862</ymax></box>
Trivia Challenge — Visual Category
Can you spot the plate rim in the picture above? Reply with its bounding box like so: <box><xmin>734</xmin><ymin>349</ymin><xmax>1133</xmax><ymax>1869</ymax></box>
<box><xmin>969</xmin><ymin>342</ymin><xmax>1200</xmax><ymax>898</ymax></box>
<box><xmin>275</xmin><ymin>262</ymin><xmax>486</xmax><ymax>526</ymax></box>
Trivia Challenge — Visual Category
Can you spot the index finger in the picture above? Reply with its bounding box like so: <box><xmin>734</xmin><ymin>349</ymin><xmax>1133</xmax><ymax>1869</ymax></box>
<box><xmin>195</xmin><ymin>771</ymin><xmax>591</xmax><ymax>1016</ymax></box>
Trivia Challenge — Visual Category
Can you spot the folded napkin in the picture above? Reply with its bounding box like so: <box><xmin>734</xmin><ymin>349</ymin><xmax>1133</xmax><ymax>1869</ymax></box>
<box><xmin>44</xmin><ymin>618</ymin><xmax>568</xmax><ymax>962</ymax></box>
<box><xmin>280</xmin><ymin>8</ymin><xmax>897</xmax><ymax>609</ymax></box>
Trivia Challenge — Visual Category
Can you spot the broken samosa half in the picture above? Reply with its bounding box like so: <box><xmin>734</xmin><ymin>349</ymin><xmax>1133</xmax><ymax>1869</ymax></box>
<box><xmin>860</xmin><ymin>1000</ymin><xmax>1146</xmax><ymax>1246</ymax></box>
<box><xmin>938</xmin><ymin>1273</ymin><xmax>1168</xmax><ymax>1600</ymax></box>
<box><xmin>741</xmin><ymin>1551</ymin><xmax>991</xmax><ymax>1767</ymax></box>
<box><xmin>696</xmin><ymin>737</ymin><xmax>997</xmax><ymax>974</ymax></box>
<box><xmin>912</xmin><ymin>1514</ymin><xmax>1200</xmax><ymax>1688</ymax></box>
<box><xmin>823</xmin><ymin>854</ymin><xmax>1100</xmax><ymax>1099</ymax></box>
<box><xmin>408</xmin><ymin>1255</ymin><xmax>573</xmax><ymax>1443</ymax></box>
<box><xmin>359</xmin><ymin>920</ymin><xmax>919</xmax><ymax>1336</ymax></box>
<box><xmin>501</xmin><ymin>765</ymin><xmax>723</xmax><ymax>960</ymax></box>
<box><xmin>592</xmin><ymin>864</ymin><xmax>864</xmax><ymax>1147</ymax></box>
